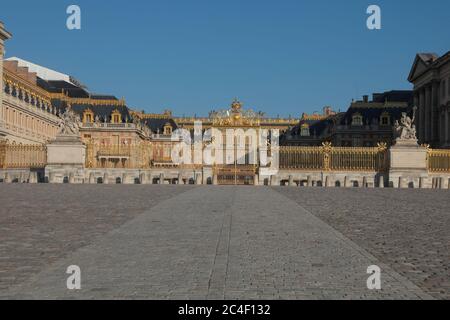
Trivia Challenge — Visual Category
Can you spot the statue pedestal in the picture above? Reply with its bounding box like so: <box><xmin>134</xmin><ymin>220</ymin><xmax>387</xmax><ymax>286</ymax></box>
<box><xmin>45</xmin><ymin>134</ymin><xmax>86</xmax><ymax>183</ymax></box>
<box><xmin>389</xmin><ymin>139</ymin><xmax>429</xmax><ymax>188</ymax></box>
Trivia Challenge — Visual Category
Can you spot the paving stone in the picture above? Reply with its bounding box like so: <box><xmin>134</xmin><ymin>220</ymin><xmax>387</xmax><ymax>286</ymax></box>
<box><xmin>0</xmin><ymin>186</ymin><xmax>436</xmax><ymax>300</ymax></box>
<box><xmin>276</xmin><ymin>187</ymin><xmax>450</xmax><ymax>300</ymax></box>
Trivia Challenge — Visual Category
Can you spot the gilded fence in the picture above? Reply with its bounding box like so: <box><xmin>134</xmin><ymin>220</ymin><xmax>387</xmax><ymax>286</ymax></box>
<box><xmin>0</xmin><ymin>142</ymin><xmax>47</xmax><ymax>169</ymax></box>
<box><xmin>427</xmin><ymin>149</ymin><xmax>450</xmax><ymax>173</ymax></box>
<box><xmin>279</xmin><ymin>142</ymin><xmax>389</xmax><ymax>172</ymax></box>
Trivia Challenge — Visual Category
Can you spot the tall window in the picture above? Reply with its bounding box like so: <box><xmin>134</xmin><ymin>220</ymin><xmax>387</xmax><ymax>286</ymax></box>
<box><xmin>301</xmin><ymin>124</ymin><xmax>310</xmax><ymax>136</ymax></box>
<box><xmin>380</xmin><ymin>113</ymin><xmax>390</xmax><ymax>126</ymax></box>
<box><xmin>352</xmin><ymin>114</ymin><xmax>363</xmax><ymax>126</ymax></box>
<box><xmin>111</xmin><ymin>110</ymin><xmax>122</xmax><ymax>124</ymax></box>
<box><xmin>163</xmin><ymin>124</ymin><xmax>172</xmax><ymax>135</ymax></box>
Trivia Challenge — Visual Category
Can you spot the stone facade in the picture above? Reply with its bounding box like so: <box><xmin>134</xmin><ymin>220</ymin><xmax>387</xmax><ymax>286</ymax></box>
<box><xmin>408</xmin><ymin>52</ymin><xmax>450</xmax><ymax>148</ymax></box>
<box><xmin>0</xmin><ymin>21</ymin><xmax>12</xmax><ymax>139</ymax></box>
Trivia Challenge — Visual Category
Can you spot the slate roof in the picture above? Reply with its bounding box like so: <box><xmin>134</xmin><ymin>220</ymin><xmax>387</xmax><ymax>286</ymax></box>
<box><xmin>339</xmin><ymin>106</ymin><xmax>410</xmax><ymax>126</ymax></box>
<box><xmin>71</xmin><ymin>104</ymin><xmax>131</xmax><ymax>123</ymax></box>
<box><xmin>372</xmin><ymin>90</ymin><xmax>413</xmax><ymax>104</ymax></box>
<box><xmin>37</xmin><ymin>78</ymin><xmax>90</xmax><ymax>98</ymax></box>
<box><xmin>340</xmin><ymin>91</ymin><xmax>413</xmax><ymax>125</ymax></box>
<box><xmin>280</xmin><ymin>115</ymin><xmax>338</xmax><ymax>145</ymax></box>
<box><xmin>141</xmin><ymin>118</ymin><xmax>178</xmax><ymax>134</ymax></box>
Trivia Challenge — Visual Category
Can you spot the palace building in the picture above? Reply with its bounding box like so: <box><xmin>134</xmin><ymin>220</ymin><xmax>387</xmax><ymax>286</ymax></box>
<box><xmin>282</xmin><ymin>91</ymin><xmax>413</xmax><ymax>148</ymax></box>
<box><xmin>408</xmin><ymin>52</ymin><xmax>450</xmax><ymax>148</ymax></box>
<box><xmin>1</xmin><ymin>21</ymin><xmax>450</xmax><ymax>188</ymax></box>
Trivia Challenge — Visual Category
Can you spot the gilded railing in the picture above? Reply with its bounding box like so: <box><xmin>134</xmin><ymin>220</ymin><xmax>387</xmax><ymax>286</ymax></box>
<box><xmin>279</xmin><ymin>146</ymin><xmax>324</xmax><ymax>170</ymax></box>
<box><xmin>428</xmin><ymin>149</ymin><xmax>450</xmax><ymax>173</ymax></box>
<box><xmin>279</xmin><ymin>142</ymin><xmax>388</xmax><ymax>172</ymax></box>
<box><xmin>0</xmin><ymin>142</ymin><xmax>47</xmax><ymax>169</ymax></box>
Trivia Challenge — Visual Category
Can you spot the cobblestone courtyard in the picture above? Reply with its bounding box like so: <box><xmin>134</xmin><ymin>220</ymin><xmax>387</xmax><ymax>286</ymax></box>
<box><xmin>0</xmin><ymin>185</ymin><xmax>448</xmax><ymax>299</ymax></box>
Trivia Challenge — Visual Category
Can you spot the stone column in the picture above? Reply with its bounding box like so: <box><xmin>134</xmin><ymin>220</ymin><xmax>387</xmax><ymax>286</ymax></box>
<box><xmin>195</xmin><ymin>173</ymin><xmax>202</xmax><ymax>185</ymax></box>
<box><xmin>159</xmin><ymin>173</ymin><xmax>165</xmax><ymax>185</ymax></box>
<box><xmin>398</xmin><ymin>177</ymin><xmax>404</xmax><ymax>189</ymax></box>
<box><xmin>288</xmin><ymin>175</ymin><xmax>293</xmax><ymax>186</ymax></box>
<box><xmin>324</xmin><ymin>176</ymin><xmax>329</xmax><ymax>187</ymax></box>
<box><xmin>424</xmin><ymin>86</ymin><xmax>431</xmax><ymax>142</ymax></box>
<box><xmin>431</xmin><ymin>82</ymin><xmax>440</xmax><ymax>144</ymax></box>
<box><xmin>140</xmin><ymin>172</ymin><xmax>146</xmax><ymax>184</ymax></box>
<box><xmin>362</xmin><ymin>176</ymin><xmax>367</xmax><ymax>188</ymax></box>
<box><xmin>419</xmin><ymin>88</ymin><xmax>425</xmax><ymax>143</ymax></box>
<box><xmin>270</xmin><ymin>175</ymin><xmax>278</xmax><ymax>186</ymax></box>
<box><xmin>444</xmin><ymin>109</ymin><xmax>450</xmax><ymax>146</ymax></box>
<box><xmin>30</xmin><ymin>171</ymin><xmax>38</xmax><ymax>184</ymax></box>
<box><xmin>378</xmin><ymin>175</ymin><xmax>384</xmax><ymax>188</ymax></box>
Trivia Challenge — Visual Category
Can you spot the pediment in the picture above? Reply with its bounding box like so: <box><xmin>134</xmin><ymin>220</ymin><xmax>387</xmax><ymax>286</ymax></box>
<box><xmin>408</xmin><ymin>53</ymin><xmax>438</xmax><ymax>83</ymax></box>
<box><xmin>408</xmin><ymin>57</ymin><xmax>428</xmax><ymax>82</ymax></box>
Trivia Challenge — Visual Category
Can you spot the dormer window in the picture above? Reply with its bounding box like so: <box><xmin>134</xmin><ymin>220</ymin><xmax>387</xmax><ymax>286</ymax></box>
<box><xmin>352</xmin><ymin>113</ymin><xmax>363</xmax><ymax>126</ymax></box>
<box><xmin>380</xmin><ymin>112</ymin><xmax>390</xmax><ymax>126</ymax></box>
<box><xmin>111</xmin><ymin>110</ymin><xmax>122</xmax><ymax>124</ymax></box>
<box><xmin>300</xmin><ymin>124</ymin><xmax>310</xmax><ymax>137</ymax></box>
<box><xmin>163</xmin><ymin>123</ymin><xmax>172</xmax><ymax>135</ymax></box>
<box><xmin>82</xmin><ymin>109</ymin><xmax>94</xmax><ymax>123</ymax></box>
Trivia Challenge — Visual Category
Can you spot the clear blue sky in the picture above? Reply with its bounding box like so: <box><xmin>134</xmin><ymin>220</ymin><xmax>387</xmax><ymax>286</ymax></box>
<box><xmin>1</xmin><ymin>0</ymin><xmax>449</xmax><ymax>117</ymax></box>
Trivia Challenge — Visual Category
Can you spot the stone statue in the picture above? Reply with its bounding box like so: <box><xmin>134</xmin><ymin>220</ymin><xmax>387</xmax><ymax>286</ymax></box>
<box><xmin>394</xmin><ymin>106</ymin><xmax>417</xmax><ymax>141</ymax></box>
<box><xmin>58</xmin><ymin>107</ymin><xmax>81</xmax><ymax>135</ymax></box>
